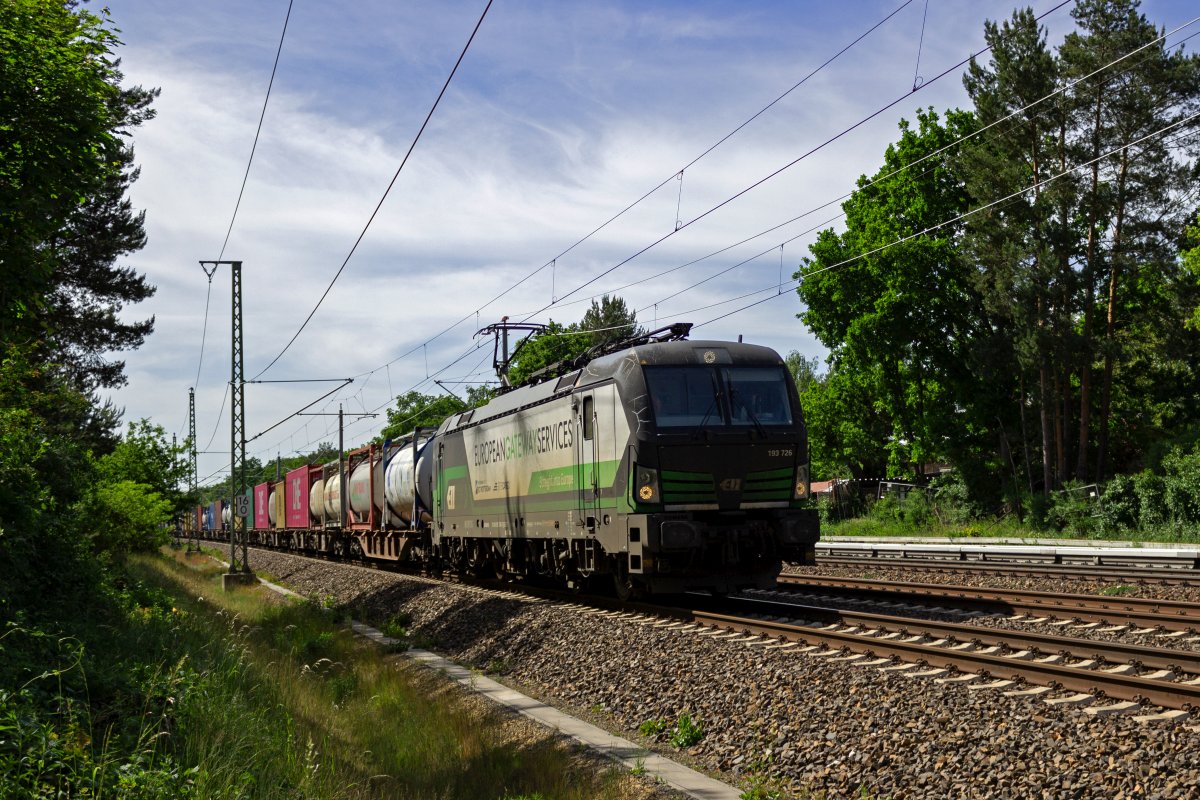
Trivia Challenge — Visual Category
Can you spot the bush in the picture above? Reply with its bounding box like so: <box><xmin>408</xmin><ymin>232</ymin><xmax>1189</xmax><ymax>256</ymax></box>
<box><xmin>1133</xmin><ymin>470</ymin><xmax>1167</xmax><ymax>530</ymax></box>
<box><xmin>1162</xmin><ymin>447</ymin><xmax>1200</xmax><ymax>525</ymax></box>
<box><xmin>670</xmin><ymin>712</ymin><xmax>704</xmax><ymax>749</ymax></box>
<box><xmin>869</xmin><ymin>488</ymin><xmax>932</xmax><ymax>529</ymax></box>
<box><xmin>1097</xmin><ymin>474</ymin><xmax>1140</xmax><ymax>534</ymax></box>
<box><xmin>930</xmin><ymin>471</ymin><xmax>979</xmax><ymax>524</ymax></box>
<box><xmin>1045</xmin><ymin>483</ymin><xmax>1101</xmax><ymax>537</ymax></box>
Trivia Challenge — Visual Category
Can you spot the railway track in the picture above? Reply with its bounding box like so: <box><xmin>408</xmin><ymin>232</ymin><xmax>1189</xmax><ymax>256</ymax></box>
<box><xmin>206</xmin><ymin>540</ymin><xmax>1200</xmax><ymax>717</ymax></box>
<box><xmin>812</xmin><ymin>555</ymin><xmax>1200</xmax><ymax>585</ymax></box>
<box><xmin>774</xmin><ymin>574</ymin><xmax>1200</xmax><ymax>631</ymax></box>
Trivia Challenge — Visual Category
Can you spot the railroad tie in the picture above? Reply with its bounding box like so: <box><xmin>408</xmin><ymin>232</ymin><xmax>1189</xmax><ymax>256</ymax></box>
<box><xmin>1043</xmin><ymin>693</ymin><xmax>1095</xmax><ymax>707</ymax></box>
<box><xmin>1101</xmin><ymin>664</ymin><xmax>1137</xmax><ymax>675</ymax></box>
<box><xmin>934</xmin><ymin>673</ymin><xmax>981</xmax><ymax>685</ymax></box>
<box><xmin>1084</xmin><ymin>701</ymin><xmax>1141</xmax><ymax>717</ymax></box>
<box><xmin>904</xmin><ymin>667</ymin><xmax>949</xmax><ymax>678</ymax></box>
<box><xmin>851</xmin><ymin>657</ymin><xmax>892</xmax><ymax>667</ymax></box>
<box><xmin>1132</xmin><ymin>709</ymin><xmax>1191</xmax><ymax>724</ymax></box>
<box><xmin>968</xmin><ymin>679</ymin><xmax>1016</xmax><ymax>691</ymax></box>
<box><xmin>1002</xmin><ymin>686</ymin><xmax>1053</xmax><ymax>698</ymax></box>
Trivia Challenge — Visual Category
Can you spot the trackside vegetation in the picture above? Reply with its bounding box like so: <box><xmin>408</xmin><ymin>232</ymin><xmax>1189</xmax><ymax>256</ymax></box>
<box><xmin>1</xmin><ymin>549</ymin><xmax>649</xmax><ymax>799</ymax></box>
<box><xmin>794</xmin><ymin>2</ymin><xmax>1200</xmax><ymax>536</ymax></box>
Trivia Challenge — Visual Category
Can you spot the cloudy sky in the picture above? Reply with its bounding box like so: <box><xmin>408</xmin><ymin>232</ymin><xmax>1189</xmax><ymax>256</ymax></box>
<box><xmin>103</xmin><ymin>0</ymin><xmax>1197</xmax><ymax>484</ymax></box>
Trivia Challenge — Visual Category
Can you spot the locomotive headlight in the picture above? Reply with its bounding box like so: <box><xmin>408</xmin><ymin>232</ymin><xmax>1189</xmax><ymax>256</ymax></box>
<box><xmin>793</xmin><ymin>464</ymin><xmax>811</xmax><ymax>499</ymax></box>
<box><xmin>635</xmin><ymin>465</ymin><xmax>660</xmax><ymax>504</ymax></box>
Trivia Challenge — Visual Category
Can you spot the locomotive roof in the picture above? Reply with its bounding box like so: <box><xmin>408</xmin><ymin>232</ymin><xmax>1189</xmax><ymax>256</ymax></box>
<box><xmin>440</xmin><ymin>337</ymin><xmax>786</xmax><ymax>434</ymax></box>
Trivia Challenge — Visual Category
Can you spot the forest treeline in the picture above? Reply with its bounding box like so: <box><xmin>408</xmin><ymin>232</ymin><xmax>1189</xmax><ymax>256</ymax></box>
<box><xmin>794</xmin><ymin>1</ymin><xmax>1200</xmax><ymax>522</ymax></box>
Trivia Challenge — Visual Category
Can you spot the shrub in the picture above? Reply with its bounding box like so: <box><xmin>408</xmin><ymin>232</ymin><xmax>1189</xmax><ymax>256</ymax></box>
<box><xmin>1133</xmin><ymin>471</ymin><xmax>1166</xmax><ymax>530</ymax></box>
<box><xmin>1161</xmin><ymin>447</ymin><xmax>1200</xmax><ymax>525</ymax></box>
<box><xmin>670</xmin><ymin>712</ymin><xmax>704</xmax><ymax>749</ymax></box>
<box><xmin>1097</xmin><ymin>474</ymin><xmax>1140</xmax><ymax>534</ymax></box>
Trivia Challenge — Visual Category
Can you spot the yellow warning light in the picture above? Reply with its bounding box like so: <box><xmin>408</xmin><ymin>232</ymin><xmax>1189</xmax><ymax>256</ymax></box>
<box><xmin>639</xmin><ymin>486</ymin><xmax>655</xmax><ymax>501</ymax></box>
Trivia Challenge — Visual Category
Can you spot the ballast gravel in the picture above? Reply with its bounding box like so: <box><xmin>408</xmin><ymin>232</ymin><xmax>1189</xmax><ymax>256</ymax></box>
<box><xmin>250</xmin><ymin>550</ymin><xmax>1199</xmax><ymax>799</ymax></box>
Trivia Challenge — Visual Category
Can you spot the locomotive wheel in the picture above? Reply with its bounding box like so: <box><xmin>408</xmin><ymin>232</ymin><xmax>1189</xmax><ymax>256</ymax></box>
<box><xmin>613</xmin><ymin>565</ymin><xmax>640</xmax><ymax>602</ymax></box>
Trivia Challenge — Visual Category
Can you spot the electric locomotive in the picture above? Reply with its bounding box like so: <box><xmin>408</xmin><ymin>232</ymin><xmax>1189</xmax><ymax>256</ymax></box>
<box><xmin>427</xmin><ymin>323</ymin><xmax>819</xmax><ymax>597</ymax></box>
<box><xmin>192</xmin><ymin>323</ymin><xmax>820</xmax><ymax>599</ymax></box>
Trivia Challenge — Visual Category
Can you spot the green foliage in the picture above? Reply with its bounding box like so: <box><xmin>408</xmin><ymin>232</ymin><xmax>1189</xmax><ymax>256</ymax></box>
<box><xmin>799</xmin><ymin>108</ymin><xmax>979</xmax><ymax>483</ymax></box>
<box><xmin>785</xmin><ymin>350</ymin><xmax>822</xmax><ymax>396</ymax></box>
<box><xmin>507</xmin><ymin>295</ymin><xmax>642</xmax><ymax>387</ymax></box>
<box><xmin>669</xmin><ymin>712</ymin><xmax>704</xmax><ymax>749</ymax></box>
<box><xmin>97</xmin><ymin>419</ymin><xmax>191</xmax><ymax>512</ymax></box>
<box><xmin>0</xmin><ymin>0</ymin><xmax>120</xmax><ymax>336</ymax></box>
<box><xmin>579</xmin><ymin>294</ymin><xmax>643</xmax><ymax>347</ymax></box>
<box><xmin>869</xmin><ymin>489</ymin><xmax>933</xmax><ymax>529</ymax></box>
<box><xmin>637</xmin><ymin>718</ymin><xmax>667</xmax><ymax>737</ymax></box>
<box><xmin>506</xmin><ymin>320</ymin><xmax>592</xmax><ymax>387</ymax></box>
<box><xmin>797</xmin><ymin>3</ymin><xmax>1200</xmax><ymax>512</ymax></box>
<box><xmin>1185</xmin><ymin>214</ymin><xmax>1200</xmax><ymax>332</ymax></box>
<box><xmin>86</xmin><ymin>480</ymin><xmax>173</xmax><ymax>553</ymax></box>
<box><xmin>378</xmin><ymin>389</ymin><xmax>469</xmax><ymax>442</ymax></box>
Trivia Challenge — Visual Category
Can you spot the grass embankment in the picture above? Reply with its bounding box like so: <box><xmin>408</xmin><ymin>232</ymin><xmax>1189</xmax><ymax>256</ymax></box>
<box><xmin>1</xmin><ymin>548</ymin><xmax>649</xmax><ymax>800</ymax></box>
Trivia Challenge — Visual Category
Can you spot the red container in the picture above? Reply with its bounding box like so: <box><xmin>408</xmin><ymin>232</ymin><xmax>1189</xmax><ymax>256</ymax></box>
<box><xmin>253</xmin><ymin>482</ymin><xmax>270</xmax><ymax>530</ymax></box>
<box><xmin>285</xmin><ymin>466</ymin><xmax>310</xmax><ymax>529</ymax></box>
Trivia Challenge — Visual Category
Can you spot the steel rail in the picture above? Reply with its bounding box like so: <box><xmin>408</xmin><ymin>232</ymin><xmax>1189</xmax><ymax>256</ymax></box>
<box><xmin>775</xmin><ymin>575</ymin><xmax>1200</xmax><ymax>631</ymax></box>
<box><xmin>683</xmin><ymin>604</ymin><xmax>1200</xmax><ymax>712</ymax></box>
<box><xmin>813</xmin><ymin>556</ymin><xmax>1200</xmax><ymax>585</ymax></box>
<box><xmin>205</xmin><ymin>538</ymin><xmax>1200</xmax><ymax>710</ymax></box>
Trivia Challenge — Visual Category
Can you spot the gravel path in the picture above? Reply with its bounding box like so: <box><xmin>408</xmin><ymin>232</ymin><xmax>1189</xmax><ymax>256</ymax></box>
<box><xmin>252</xmin><ymin>550</ymin><xmax>1200</xmax><ymax>799</ymax></box>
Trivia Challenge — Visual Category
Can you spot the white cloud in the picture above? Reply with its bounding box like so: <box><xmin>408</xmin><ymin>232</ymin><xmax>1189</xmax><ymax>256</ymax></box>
<box><xmin>104</xmin><ymin>0</ymin><xmax>1198</xmax><ymax>479</ymax></box>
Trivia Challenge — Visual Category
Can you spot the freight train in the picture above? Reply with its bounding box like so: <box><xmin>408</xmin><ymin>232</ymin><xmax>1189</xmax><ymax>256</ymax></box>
<box><xmin>188</xmin><ymin>323</ymin><xmax>819</xmax><ymax>598</ymax></box>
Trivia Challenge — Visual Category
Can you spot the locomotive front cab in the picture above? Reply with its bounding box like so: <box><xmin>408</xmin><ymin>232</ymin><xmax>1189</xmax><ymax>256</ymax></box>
<box><xmin>621</xmin><ymin>342</ymin><xmax>819</xmax><ymax>595</ymax></box>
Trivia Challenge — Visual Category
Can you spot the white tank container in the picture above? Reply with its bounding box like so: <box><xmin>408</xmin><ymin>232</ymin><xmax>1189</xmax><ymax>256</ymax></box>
<box><xmin>222</xmin><ymin>506</ymin><xmax>231</xmax><ymax>526</ymax></box>
<box><xmin>323</xmin><ymin>472</ymin><xmax>344</xmax><ymax>520</ymax></box>
<box><xmin>309</xmin><ymin>478</ymin><xmax>325</xmax><ymax>523</ymax></box>
<box><xmin>386</xmin><ymin>438</ymin><xmax>434</xmax><ymax>525</ymax></box>
<box><xmin>268</xmin><ymin>488</ymin><xmax>278</xmax><ymax>525</ymax></box>
<box><xmin>385</xmin><ymin>441</ymin><xmax>425</xmax><ymax>522</ymax></box>
<box><xmin>349</xmin><ymin>457</ymin><xmax>384</xmax><ymax>514</ymax></box>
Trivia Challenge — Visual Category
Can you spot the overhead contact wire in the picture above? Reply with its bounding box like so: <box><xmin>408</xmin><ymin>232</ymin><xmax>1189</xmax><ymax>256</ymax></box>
<box><xmin>329</xmin><ymin>0</ymin><xmax>914</xmax><ymax>385</ymax></box>
<box><xmin>252</xmin><ymin>0</ymin><xmax>495</xmax><ymax>382</ymax></box>
<box><xmin>527</xmin><ymin>0</ymin><xmax>1075</xmax><ymax>320</ymax></box>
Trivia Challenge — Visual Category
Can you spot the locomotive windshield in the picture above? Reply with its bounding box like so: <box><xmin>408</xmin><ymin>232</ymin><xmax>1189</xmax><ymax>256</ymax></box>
<box><xmin>645</xmin><ymin>365</ymin><xmax>794</xmax><ymax>429</ymax></box>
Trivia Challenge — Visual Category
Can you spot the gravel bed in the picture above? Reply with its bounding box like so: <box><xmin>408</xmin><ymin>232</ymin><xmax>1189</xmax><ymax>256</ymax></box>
<box><xmin>785</xmin><ymin>563</ymin><xmax>1200</xmax><ymax>603</ymax></box>
<box><xmin>251</xmin><ymin>550</ymin><xmax>1200</xmax><ymax>799</ymax></box>
<box><xmin>756</xmin><ymin>586</ymin><xmax>1200</xmax><ymax>656</ymax></box>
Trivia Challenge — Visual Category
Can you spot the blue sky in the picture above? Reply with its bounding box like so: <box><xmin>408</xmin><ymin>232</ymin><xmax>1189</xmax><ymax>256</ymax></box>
<box><xmin>103</xmin><ymin>0</ymin><xmax>1199</xmax><ymax>483</ymax></box>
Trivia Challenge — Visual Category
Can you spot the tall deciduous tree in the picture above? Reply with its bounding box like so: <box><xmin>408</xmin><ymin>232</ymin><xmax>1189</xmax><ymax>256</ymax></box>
<box><xmin>1</xmin><ymin>0</ymin><xmax>117</xmax><ymax>333</ymax></box>
<box><xmin>798</xmin><ymin>109</ymin><xmax>981</xmax><ymax>480</ymax></box>
<box><xmin>1</xmin><ymin>1</ymin><xmax>158</xmax><ymax>451</ymax></box>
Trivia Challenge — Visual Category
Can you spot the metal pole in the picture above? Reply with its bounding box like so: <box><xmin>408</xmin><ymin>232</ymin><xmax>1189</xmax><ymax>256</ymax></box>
<box><xmin>339</xmin><ymin>404</ymin><xmax>346</xmax><ymax>529</ymax></box>
<box><xmin>229</xmin><ymin>260</ymin><xmax>248</xmax><ymax>573</ymax></box>
<box><xmin>200</xmin><ymin>259</ymin><xmax>252</xmax><ymax>582</ymax></box>
<box><xmin>188</xmin><ymin>387</ymin><xmax>198</xmax><ymax>552</ymax></box>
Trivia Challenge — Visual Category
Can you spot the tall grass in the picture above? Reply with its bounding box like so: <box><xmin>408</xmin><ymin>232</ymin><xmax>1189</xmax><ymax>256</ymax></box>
<box><xmin>129</xmin><ymin>550</ymin><xmax>640</xmax><ymax>799</ymax></box>
<box><xmin>1</xmin><ymin>550</ymin><xmax>643</xmax><ymax>799</ymax></box>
